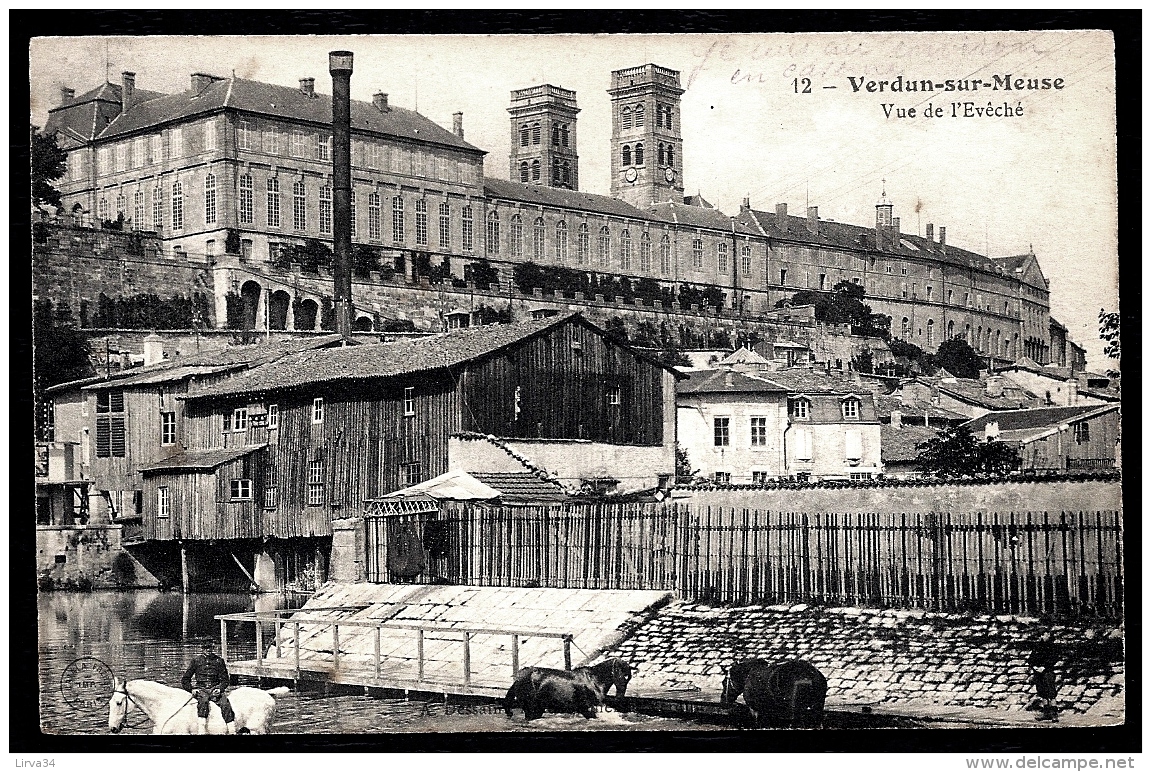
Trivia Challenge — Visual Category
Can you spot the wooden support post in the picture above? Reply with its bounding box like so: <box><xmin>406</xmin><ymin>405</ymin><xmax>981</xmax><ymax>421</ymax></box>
<box><xmin>417</xmin><ymin>628</ymin><xmax>425</xmax><ymax>682</ymax></box>
<box><xmin>180</xmin><ymin>542</ymin><xmax>190</xmax><ymax>594</ymax></box>
<box><xmin>332</xmin><ymin>624</ymin><xmax>340</xmax><ymax>672</ymax></box>
<box><xmin>511</xmin><ymin>635</ymin><xmax>520</xmax><ymax>677</ymax></box>
<box><xmin>374</xmin><ymin>626</ymin><xmax>381</xmax><ymax>680</ymax></box>
<box><xmin>463</xmin><ymin>632</ymin><xmax>472</xmax><ymax>687</ymax></box>
<box><xmin>220</xmin><ymin>619</ymin><xmax>228</xmax><ymax>662</ymax></box>
<box><xmin>255</xmin><ymin>620</ymin><xmax>264</xmax><ymax>669</ymax></box>
<box><xmin>275</xmin><ymin>621</ymin><xmax>282</xmax><ymax>659</ymax></box>
<box><xmin>293</xmin><ymin>621</ymin><xmax>301</xmax><ymax>679</ymax></box>
<box><xmin>563</xmin><ymin>636</ymin><xmax>572</xmax><ymax>670</ymax></box>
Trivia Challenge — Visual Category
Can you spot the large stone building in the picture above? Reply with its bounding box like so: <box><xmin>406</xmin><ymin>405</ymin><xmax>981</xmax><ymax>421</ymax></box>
<box><xmin>42</xmin><ymin>59</ymin><xmax>1061</xmax><ymax>364</ymax></box>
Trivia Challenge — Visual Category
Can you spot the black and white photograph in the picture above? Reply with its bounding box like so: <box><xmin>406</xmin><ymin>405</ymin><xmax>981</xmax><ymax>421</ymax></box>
<box><xmin>22</xmin><ymin>14</ymin><xmax>1135</xmax><ymax>757</ymax></box>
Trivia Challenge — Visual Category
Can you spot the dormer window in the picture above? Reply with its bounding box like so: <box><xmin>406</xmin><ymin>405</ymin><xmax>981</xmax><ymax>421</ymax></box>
<box><xmin>842</xmin><ymin>397</ymin><xmax>861</xmax><ymax>420</ymax></box>
<box><xmin>788</xmin><ymin>397</ymin><xmax>810</xmax><ymax>419</ymax></box>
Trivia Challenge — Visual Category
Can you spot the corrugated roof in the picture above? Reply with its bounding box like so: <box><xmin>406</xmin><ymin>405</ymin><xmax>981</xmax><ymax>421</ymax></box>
<box><xmin>484</xmin><ymin>178</ymin><xmax>652</xmax><ymax>220</ymax></box>
<box><xmin>880</xmin><ymin>424</ymin><xmax>938</xmax><ymax>463</ymax></box>
<box><xmin>139</xmin><ymin>445</ymin><xmax>264</xmax><ymax>473</ymax></box>
<box><xmin>677</xmin><ymin>369</ymin><xmax>787</xmax><ymax>395</ymax></box>
<box><xmin>187</xmin><ymin>314</ymin><xmax>582</xmax><ymax>400</ymax></box>
<box><xmin>96</xmin><ymin>76</ymin><xmax>482</xmax><ymax>154</ymax></box>
<box><xmin>961</xmin><ymin>404</ymin><xmax>1119</xmax><ymax>434</ymax></box>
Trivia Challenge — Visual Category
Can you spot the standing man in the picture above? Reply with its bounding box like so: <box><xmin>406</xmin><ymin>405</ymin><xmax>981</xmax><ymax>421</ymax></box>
<box><xmin>182</xmin><ymin>639</ymin><xmax>237</xmax><ymax>734</ymax></box>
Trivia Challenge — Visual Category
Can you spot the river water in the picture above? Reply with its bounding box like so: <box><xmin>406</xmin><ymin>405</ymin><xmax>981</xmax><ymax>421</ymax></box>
<box><xmin>38</xmin><ymin>590</ymin><xmax>710</xmax><ymax>735</ymax></box>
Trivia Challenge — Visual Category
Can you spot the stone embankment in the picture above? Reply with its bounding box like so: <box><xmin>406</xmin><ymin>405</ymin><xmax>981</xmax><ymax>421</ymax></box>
<box><xmin>606</xmin><ymin>601</ymin><xmax>1123</xmax><ymax>721</ymax></box>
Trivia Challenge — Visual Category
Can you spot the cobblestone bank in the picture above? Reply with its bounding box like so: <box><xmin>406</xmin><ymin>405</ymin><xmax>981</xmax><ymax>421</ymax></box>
<box><xmin>607</xmin><ymin>602</ymin><xmax>1124</xmax><ymax>716</ymax></box>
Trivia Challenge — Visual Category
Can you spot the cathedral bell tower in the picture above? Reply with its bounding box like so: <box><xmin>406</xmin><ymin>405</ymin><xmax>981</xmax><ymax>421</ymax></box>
<box><xmin>608</xmin><ymin>64</ymin><xmax>684</xmax><ymax>206</ymax></box>
<box><xmin>508</xmin><ymin>84</ymin><xmax>580</xmax><ymax>190</ymax></box>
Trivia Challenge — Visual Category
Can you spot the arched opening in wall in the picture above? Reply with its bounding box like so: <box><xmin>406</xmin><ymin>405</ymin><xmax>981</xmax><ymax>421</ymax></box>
<box><xmin>947</xmin><ymin>320</ymin><xmax>955</xmax><ymax>339</ymax></box>
<box><xmin>268</xmin><ymin>290</ymin><xmax>290</xmax><ymax>331</ymax></box>
<box><xmin>353</xmin><ymin>316</ymin><xmax>373</xmax><ymax>332</ymax></box>
<box><xmin>240</xmin><ymin>281</ymin><xmax>262</xmax><ymax>330</ymax></box>
<box><xmin>296</xmin><ymin>298</ymin><xmax>319</xmax><ymax>331</ymax></box>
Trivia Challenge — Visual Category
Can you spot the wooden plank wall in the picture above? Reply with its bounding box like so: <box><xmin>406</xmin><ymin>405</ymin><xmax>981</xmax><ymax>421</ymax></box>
<box><xmin>367</xmin><ymin>502</ymin><xmax>1124</xmax><ymax>618</ymax></box>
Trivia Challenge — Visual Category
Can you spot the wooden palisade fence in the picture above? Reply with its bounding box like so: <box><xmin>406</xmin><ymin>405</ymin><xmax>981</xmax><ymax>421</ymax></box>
<box><xmin>364</xmin><ymin>502</ymin><xmax>1123</xmax><ymax>618</ymax></box>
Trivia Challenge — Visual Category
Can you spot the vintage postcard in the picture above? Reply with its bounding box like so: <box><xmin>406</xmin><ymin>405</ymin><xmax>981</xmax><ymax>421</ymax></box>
<box><xmin>28</xmin><ymin>24</ymin><xmax>1128</xmax><ymax>752</ymax></box>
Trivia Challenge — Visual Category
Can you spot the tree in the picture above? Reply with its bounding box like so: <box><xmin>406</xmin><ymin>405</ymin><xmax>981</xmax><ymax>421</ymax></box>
<box><xmin>31</xmin><ymin>127</ymin><xmax>68</xmax><ymax>210</ymax></box>
<box><xmin>675</xmin><ymin>443</ymin><xmax>699</xmax><ymax>485</ymax></box>
<box><xmin>915</xmin><ymin>425</ymin><xmax>1021</xmax><ymax>477</ymax></box>
<box><xmin>1099</xmin><ymin>309</ymin><xmax>1120</xmax><ymax>363</ymax></box>
<box><xmin>776</xmin><ymin>280</ymin><xmax>889</xmax><ymax>338</ymax></box>
<box><xmin>934</xmin><ymin>337</ymin><xmax>983</xmax><ymax>379</ymax></box>
<box><xmin>34</xmin><ymin>300</ymin><xmax>94</xmax><ymax>440</ymax></box>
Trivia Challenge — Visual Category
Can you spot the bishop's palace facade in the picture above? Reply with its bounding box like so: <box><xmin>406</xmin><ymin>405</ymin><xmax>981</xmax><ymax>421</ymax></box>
<box><xmin>43</xmin><ymin>62</ymin><xmax>1064</xmax><ymax>365</ymax></box>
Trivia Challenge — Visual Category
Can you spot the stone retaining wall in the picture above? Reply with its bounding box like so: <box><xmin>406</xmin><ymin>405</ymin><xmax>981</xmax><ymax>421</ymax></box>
<box><xmin>607</xmin><ymin>601</ymin><xmax>1124</xmax><ymax>717</ymax></box>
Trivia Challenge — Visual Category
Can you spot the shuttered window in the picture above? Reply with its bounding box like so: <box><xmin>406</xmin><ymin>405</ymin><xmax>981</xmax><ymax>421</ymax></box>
<box><xmin>845</xmin><ymin>429</ymin><xmax>863</xmax><ymax>461</ymax></box>
<box><xmin>794</xmin><ymin>428</ymin><xmax>813</xmax><ymax>461</ymax></box>
<box><xmin>95</xmin><ymin>391</ymin><xmax>126</xmax><ymax>457</ymax></box>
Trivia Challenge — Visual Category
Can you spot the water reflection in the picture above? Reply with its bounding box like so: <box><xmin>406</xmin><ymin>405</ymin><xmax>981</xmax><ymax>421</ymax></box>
<box><xmin>38</xmin><ymin>591</ymin><xmax>703</xmax><ymax>735</ymax></box>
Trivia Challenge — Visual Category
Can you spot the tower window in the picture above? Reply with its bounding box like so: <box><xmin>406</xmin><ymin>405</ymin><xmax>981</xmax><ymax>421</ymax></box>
<box><xmin>552</xmin><ymin>160</ymin><xmax>561</xmax><ymax>186</ymax></box>
<box><xmin>561</xmin><ymin>124</ymin><xmax>569</xmax><ymax>147</ymax></box>
<box><xmin>622</xmin><ymin>145</ymin><xmax>632</xmax><ymax>166</ymax></box>
<box><xmin>634</xmin><ymin>143</ymin><xmax>644</xmax><ymax>166</ymax></box>
<box><xmin>658</xmin><ymin>143</ymin><xmax>665</xmax><ymax>165</ymax></box>
<box><xmin>520</xmin><ymin>161</ymin><xmax>529</xmax><ymax>183</ymax></box>
<box><xmin>621</xmin><ymin>106</ymin><xmax>632</xmax><ymax>130</ymax></box>
<box><xmin>561</xmin><ymin>160</ymin><xmax>571</xmax><ymax>186</ymax></box>
<box><xmin>531</xmin><ymin>123</ymin><xmax>541</xmax><ymax>145</ymax></box>
<box><xmin>531</xmin><ymin>159</ymin><xmax>540</xmax><ymax>181</ymax></box>
<box><xmin>552</xmin><ymin>123</ymin><xmax>560</xmax><ymax>146</ymax></box>
<box><xmin>667</xmin><ymin>145</ymin><xmax>674</xmax><ymax>166</ymax></box>
<box><xmin>520</xmin><ymin>125</ymin><xmax>529</xmax><ymax>147</ymax></box>
<box><xmin>634</xmin><ymin>104</ymin><xmax>645</xmax><ymax>128</ymax></box>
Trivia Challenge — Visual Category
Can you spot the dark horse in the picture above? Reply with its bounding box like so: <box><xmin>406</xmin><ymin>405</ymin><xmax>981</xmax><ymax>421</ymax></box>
<box><xmin>504</xmin><ymin>658</ymin><xmax>632</xmax><ymax>720</ymax></box>
<box><xmin>721</xmin><ymin>659</ymin><xmax>827</xmax><ymax>728</ymax></box>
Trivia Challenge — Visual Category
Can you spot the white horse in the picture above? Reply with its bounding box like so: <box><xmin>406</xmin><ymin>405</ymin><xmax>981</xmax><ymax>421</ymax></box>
<box><xmin>108</xmin><ymin>677</ymin><xmax>290</xmax><ymax>735</ymax></box>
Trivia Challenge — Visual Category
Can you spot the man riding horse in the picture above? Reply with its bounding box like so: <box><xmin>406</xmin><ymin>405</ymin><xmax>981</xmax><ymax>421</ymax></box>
<box><xmin>182</xmin><ymin>640</ymin><xmax>237</xmax><ymax>735</ymax></box>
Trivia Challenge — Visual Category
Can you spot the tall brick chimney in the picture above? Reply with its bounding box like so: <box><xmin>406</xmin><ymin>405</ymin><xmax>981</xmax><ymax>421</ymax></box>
<box><xmin>806</xmin><ymin>206</ymin><xmax>819</xmax><ymax>235</ymax></box>
<box><xmin>121</xmin><ymin>72</ymin><xmax>136</xmax><ymax>115</ymax></box>
<box><xmin>925</xmin><ymin>223</ymin><xmax>934</xmax><ymax>242</ymax></box>
<box><xmin>372</xmin><ymin>92</ymin><xmax>389</xmax><ymax>112</ymax></box>
<box><xmin>775</xmin><ymin>203</ymin><xmax>788</xmax><ymax>232</ymax></box>
<box><xmin>891</xmin><ymin>216</ymin><xmax>900</xmax><ymax>235</ymax></box>
<box><xmin>329</xmin><ymin>51</ymin><xmax>354</xmax><ymax>337</ymax></box>
<box><xmin>452</xmin><ymin>111</ymin><xmax>464</xmax><ymax>138</ymax></box>
<box><xmin>939</xmin><ymin>226</ymin><xmax>947</xmax><ymax>253</ymax></box>
<box><xmin>300</xmin><ymin>77</ymin><xmax>316</xmax><ymax>97</ymax></box>
<box><xmin>190</xmin><ymin>73</ymin><xmax>216</xmax><ymax>93</ymax></box>
<box><xmin>59</xmin><ymin>86</ymin><xmax>75</xmax><ymax>106</ymax></box>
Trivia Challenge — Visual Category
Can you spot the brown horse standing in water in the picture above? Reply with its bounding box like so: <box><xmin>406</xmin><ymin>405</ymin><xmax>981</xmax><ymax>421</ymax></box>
<box><xmin>505</xmin><ymin>658</ymin><xmax>632</xmax><ymax>720</ymax></box>
<box><xmin>721</xmin><ymin>659</ymin><xmax>827</xmax><ymax>728</ymax></box>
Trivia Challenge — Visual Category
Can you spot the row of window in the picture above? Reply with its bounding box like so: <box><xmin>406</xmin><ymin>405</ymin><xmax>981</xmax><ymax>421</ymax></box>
<box><xmin>94</xmin><ymin>123</ymin><xmax>215</xmax><ymax>175</ymax></box>
<box><xmin>897</xmin><ymin>317</ymin><xmax>1018</xmax><ymax>356</ymax></box>
<box><xmin>711</xmin><ymin>471</ymin><xmax>873</xmax><ymax>484</ymax></box>
<box><xmin>517</xmin><ymin>122</ymin><xmax>571</xmax><ymax>148</ymax></box>
<box><xmin>618</xmin><ymin>103</ymin><xmax>675</xmax><ymax>130</ymax></box>
<box><xmin>619</xmin><ymin>143</ymin><xmax>676</xmax><ymax>168</ymax></box>
<box><xmin>518</xmin><ymin>159</ymin><xmax>574</xmax><ymax>186</ymax></box>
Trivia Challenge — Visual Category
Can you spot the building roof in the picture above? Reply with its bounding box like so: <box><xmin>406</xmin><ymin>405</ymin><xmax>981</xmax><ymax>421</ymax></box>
<box><xmin>717</xmin><ymin>346</ymin><xmax>771</xmax><ymax>366</ymax></box>
<box><xmin>677</xmin><ymin>369</ymin><xmax>787</xmax><ymax>395</ymax></box>
<box><xmin>139</xmin><ymin>445</ymin><xmax>264</xmax><ymax>474</ymax></box>
<box><xmin>43</xmin><ymin>81</ymin><xmax>165</xmax><ymax>148</ymax></box>
<box><xmin>187</xmin><ymin>313</ymin><xmax>676</xmax><ymax>400</ymax></box>
<box><xmin>875</xmin><ymin>394</ymin><xmax>968</xmax><ymax>423</ymax></box>
<box><xmin>81</xmin><ymin>364</ymin><xmax>237</xmax><ymax>390</ymax></box>
<box><xmin>927</xmin><ymin>377</ymin><xmax>1039</xmax><ymax>411</ymax></box>
<box><xmin>880</xmin><ymin>424</ymin><xmax>938</xmax><ymax>463</ymax></box>
<box><xmin>484</xmin><ymin>178</ymin><xmax>651</xmax><ymax>220</ymax></box>
<box><xmin>753</xmin><ymin>367</ymin><xmax>868</xmax><ymax>395</ymax></box>
<box><xmin>961</xmin><ymin>404</ymin><xmax>1119</xmax><ymax>435</ymax></box>
<box><xmin>647</xmin><ymin>200</ymin><xmax>759</xmax><ymax>235</ymax></box>
<box><xmin>469</xmin><ymin>472</ymin><xmax>567</xmax><ymax>501</ymax></box>
<box><xmin>742</xmin><ymin>207</ymin><xmax>1045</xmax><ymax>285</ymax></box>
<box><xmin>88</xmin><ymin>75</ymin><xmax>481</xmax><ymax>154</ymax></box>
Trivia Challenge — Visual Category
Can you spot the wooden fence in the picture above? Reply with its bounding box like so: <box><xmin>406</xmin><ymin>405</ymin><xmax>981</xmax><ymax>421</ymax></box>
<box><xmin>364</xmin><ymin>503</ymin><xmax>1123</xmax><ymax>618</ymax></box>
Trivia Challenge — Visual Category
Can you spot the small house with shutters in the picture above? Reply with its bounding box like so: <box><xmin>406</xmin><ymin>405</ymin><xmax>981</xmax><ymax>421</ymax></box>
<box><xmin>960</xmin><ymin>404</ymin><xmax>1120</xmax><ymax>472</ymax></box>
<box><xmin>154</xmin><ymin>313</ymin><xmax>679</xmax><ymax>582</ymax></box>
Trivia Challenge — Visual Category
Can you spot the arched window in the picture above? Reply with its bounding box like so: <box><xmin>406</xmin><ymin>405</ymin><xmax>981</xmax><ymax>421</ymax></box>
<box><xmin>667</xmin><ymin>145</ymin><xmax>675</xmax><ymax>166</ymax></box>
<box><xmin>622</xmin><ymin>145</ymin><xmax>632</xmax><ymax>166</ymax></box>
<box><xmin>741</xmin><ymin>244</ymin><xmax>752</xmax><ymax>274</ymax></box>
<box><xmin>947</xmin><ymin>320</ymin><xmax>955</xmax><ymax>339</ymax></box>
<box><xmin>597</xmin><ymin>226</ymin><xmax>611</xmax><ymax>266</ymax></box>
<box><xmin>634</xmin><ymin>104</ymin><xmax>645</xmax><ymax>128</ymax></box>
<box><xmin>926</xmin><ymin>319</ymin><xmax>934</xmax><ymax>347</ymax></box>
<box><xmin>619</xmin><ymin>229</ymin><xmax>632</xmax><ymax>270</ymax></box>
<box><xmin>552</xmin><ymin>123</ymin><xmax>560</xmax><ymax>146</ymax></box>
<box><xmin>116</xmin><ymin>193</ymin><xmax>125</xmax><ymax>217</ymax></box>
<box><xmin>656</xmin><ymin>104</ymin><xmax>664</xmax><ymax>128</ymax></box>
<box><xmin>520</xmin><ymin>125</ymin><xmax>529</xmax><ymax>147</ymax></box>
<box><xmin>510</xmin><ymin>214</ymin><xmax>523</xmax><ymax>258</ymax></box>
<box><xmin>639</xmin><ymin>232</ymin><xmax>652</xmax><ymax>271</ymax></box>
<box><xmin>976</xmin><ymin>326</ymin><xmax>982</xmax><ymax>350</ymax></box>
<box><xmin>203</xmin><ymin>173</ymin><xmax>217</xmax><ymax>224</ymax></box>
<box><xmin>531</xmin><ymin>123</ymin><xmax>541</xmax><ymax>145</ymax></box>
<box><xmin>561</xmin><ymin>161</ymin><xmax>571</xmax><ymax>186</ymax></box>
<box><xmin>486</xmin><ymin>211</ymin><xmax>500</xmax><ymax>255</ymax></box>
<box><xmin>560</xmin><ymin>124</ymin><xmax>569</xmax><ymax>147</ymax></box>
<box><xmin>994</xmin><ymin>329</ymin><xmax>1001</xmax><ymax>354</ymax></box>
<box><xmin>552</xmin><ymin>160</ymin><xmax>560</xmax><ymax>185</ymax></box>
<box><xmin>660</xmin><ymin>234</ymin><xmax>672</xmax><ymax>274</ymax></box>
<box><xmin>531</xmin><ymin>159</ymin><xmax>540</xmax><ymax>181</ymax></box>
<box><xmin>98</xmin><ymin>197</ymin><xmax>109</xmax><ymax>223</ymax></box>
<box><xmin>621</xmin><ymin>106</ymin><xmax>632</xmax><ymax>130</ymax></box>
<box><xmin>555</xmin><ymin>221</ymin><xmax>568</xmax><ymax>263</ymax></box>
<box><xmin>901</xmin><ymin>317</ymin><xmax>911</xmax><ymax>339</ymax></box>
<box><xmin>171</xmin><ymin>182</ymin><xmax>184</xmax><ymax>230</ymax></box>
<box><xmin>658</xmin><ymin>143</ymin><xmax>666</xmax><ymax>165</ymax></box>
<box><xmin>520</xmin><ymin>161</ymin><xmax>529</xmax><ymax>183</ymax></box>
<box><xmin>634</xmin><ymin>143</ymin><xmax>644</xmax><ymax>166</ymax></box>
<box><xmin>577</xmin><ymin>222</ymin><xmax>589</xmax><ymax>264</ymax></box>
<box><xmin>717</xmin><ymin>242</ymin><xmax>728</xmax><ymax>274</ymax></box>
<box><xmin>533</xmin><ymin>217</ymin><xmax>545</xmax><ymax>260</ymax></box>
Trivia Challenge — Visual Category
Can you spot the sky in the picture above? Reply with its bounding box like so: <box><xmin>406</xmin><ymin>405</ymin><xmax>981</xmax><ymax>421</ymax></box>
<box><xmin>29</xmin><ymin>32</ymin><xmax>1119</xmax><ymax>370</ymax></box>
